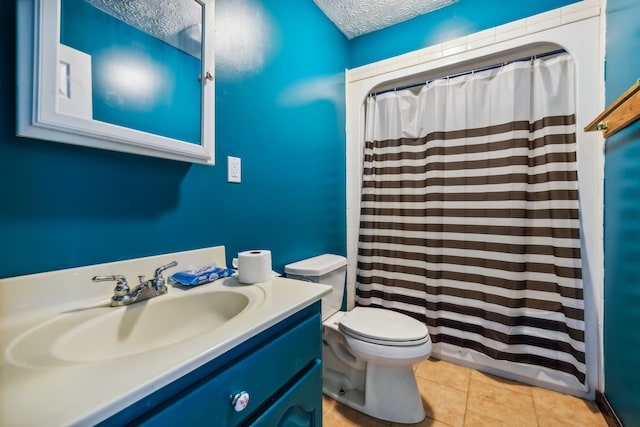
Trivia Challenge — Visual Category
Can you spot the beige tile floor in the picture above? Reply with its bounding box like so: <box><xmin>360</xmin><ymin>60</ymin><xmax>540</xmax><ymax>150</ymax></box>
<box><xmin>322</xmin><ymin>358</ymin><xmax>607</xmax><ymax>427</ymax></box>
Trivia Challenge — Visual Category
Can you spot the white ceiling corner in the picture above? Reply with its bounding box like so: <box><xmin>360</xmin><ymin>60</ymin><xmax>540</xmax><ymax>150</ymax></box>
<box><xmin>313</xmin><ymin>0</ymin><xmax>458</xmax><ymax>39</ymax></box>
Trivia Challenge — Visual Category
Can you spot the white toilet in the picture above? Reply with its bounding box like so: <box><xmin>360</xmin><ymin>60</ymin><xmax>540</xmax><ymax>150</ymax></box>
<box><xmin>285</xmin><ymin>254</ymin><xmax>432</xmax><ymax>424</ymax></box>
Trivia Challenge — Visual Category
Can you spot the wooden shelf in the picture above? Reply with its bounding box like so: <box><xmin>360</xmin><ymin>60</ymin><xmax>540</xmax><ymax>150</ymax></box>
<box><xmin>585</xmin><ymin>79</ymin><xmax>640</xmax><ymax>138</ymax></box>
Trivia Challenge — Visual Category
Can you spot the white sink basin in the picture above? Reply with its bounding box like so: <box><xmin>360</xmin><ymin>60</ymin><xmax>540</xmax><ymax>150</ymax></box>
<box><xmin>7</xmin><ymin>290</ymin><xmax>250</xmax><ymax>367</ymax></box>
<box><xmin>0</xmin><ymin>246</ymin><xmax>333</xmax><ymax>427</ymax></box>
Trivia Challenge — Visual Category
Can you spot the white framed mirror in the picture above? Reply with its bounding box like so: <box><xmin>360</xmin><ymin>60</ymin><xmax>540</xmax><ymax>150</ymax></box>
<box><xmin>16</xmin><ymin>0</ymin><xmax>215</xmax><ymax>165</ymax></box>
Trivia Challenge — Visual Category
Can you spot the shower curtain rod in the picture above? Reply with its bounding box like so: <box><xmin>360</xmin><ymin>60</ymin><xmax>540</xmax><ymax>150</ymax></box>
<box><xmin>371</xmin><ymin>48</ymin><xmax>567</xmax><ymax>97</ymax></box>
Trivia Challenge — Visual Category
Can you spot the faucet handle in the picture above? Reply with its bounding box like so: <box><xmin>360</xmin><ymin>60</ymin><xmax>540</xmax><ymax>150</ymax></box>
<box><xmin>154</xmin><ymin>261</ymin><xmax>178</xmax><ymax>281</ymax></box>
<box><xmin>92</xmin><ymin>275</ymin><xmax>130</xmax><ymax>296</ymax></box>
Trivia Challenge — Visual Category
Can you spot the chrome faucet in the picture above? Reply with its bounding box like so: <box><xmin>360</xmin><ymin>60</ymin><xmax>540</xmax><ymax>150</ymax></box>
<box><xmin>92</xmin><ymin>261</ymin><xmax>178</xmax><ymax>307</ymax></box>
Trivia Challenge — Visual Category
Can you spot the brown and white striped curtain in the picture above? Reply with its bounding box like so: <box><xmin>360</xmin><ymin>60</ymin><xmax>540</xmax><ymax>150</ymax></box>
<box><xmin>356</xmin><ymin>53</ymin><xmax>586</xmax><ymax>390</ymax></box>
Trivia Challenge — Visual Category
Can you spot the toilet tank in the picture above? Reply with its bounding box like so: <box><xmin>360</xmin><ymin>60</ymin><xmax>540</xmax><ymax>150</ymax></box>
<box><xmin>284</xmin><ymin>254</ymin><xmax>346</xmax><ymax>320</ymax></box>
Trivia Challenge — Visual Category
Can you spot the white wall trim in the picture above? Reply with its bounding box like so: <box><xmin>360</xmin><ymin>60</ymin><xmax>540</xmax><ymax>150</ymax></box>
<box><xmin>345</xmin><ymin>0</ymin><xmax>604</xmax><ymax>398</ymax></box>
<box><xmin>347</xmin><ymin>0</ymin><xmax>601</xmax><ymax>83</ymax></box>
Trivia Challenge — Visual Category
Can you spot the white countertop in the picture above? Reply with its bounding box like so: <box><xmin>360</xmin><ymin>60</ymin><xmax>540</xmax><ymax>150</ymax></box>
<box><xmin>0</xmin><ymin>246</ymin><xmax>331</xmax><ymax>426</ymax></box>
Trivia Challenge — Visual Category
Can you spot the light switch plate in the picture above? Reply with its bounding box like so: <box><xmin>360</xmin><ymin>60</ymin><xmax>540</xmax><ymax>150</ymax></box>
<box><xmin>228</xmin><ymin>156</ymin><xmax>241</xmax><ymax>183</ymax></box>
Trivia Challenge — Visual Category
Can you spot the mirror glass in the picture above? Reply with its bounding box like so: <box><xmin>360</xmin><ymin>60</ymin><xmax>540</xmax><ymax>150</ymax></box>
<box><xmin>17</xmin><ymin>0</ymin><xmax>215</xmax><ymax>165</ymax></box>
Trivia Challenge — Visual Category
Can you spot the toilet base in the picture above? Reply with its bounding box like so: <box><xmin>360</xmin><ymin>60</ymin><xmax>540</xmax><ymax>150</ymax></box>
<box><xmin>323</xmin><ymin>362</ymin><xmax>425</xmax><ymax>424</ymax></box>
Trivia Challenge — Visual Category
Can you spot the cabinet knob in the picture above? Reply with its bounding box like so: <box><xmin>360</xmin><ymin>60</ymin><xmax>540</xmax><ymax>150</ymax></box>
<box><xmin>231</xmin><ymin>391</ymin><xmax>250</xmax><ymax>412</ymax></box>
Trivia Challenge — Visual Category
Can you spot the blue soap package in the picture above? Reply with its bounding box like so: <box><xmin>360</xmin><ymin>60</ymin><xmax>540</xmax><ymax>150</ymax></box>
<box><xmin>170</xmin><ymin>265</ymin><xmax>235</xmax><ymax>286</ymax></box>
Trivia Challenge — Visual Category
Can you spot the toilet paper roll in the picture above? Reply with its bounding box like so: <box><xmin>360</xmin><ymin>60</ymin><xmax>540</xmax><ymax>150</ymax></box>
<box><xmin>237</xmin><ymin>250</ymin><xmax>272</xmax><ymax>284</ymax></box>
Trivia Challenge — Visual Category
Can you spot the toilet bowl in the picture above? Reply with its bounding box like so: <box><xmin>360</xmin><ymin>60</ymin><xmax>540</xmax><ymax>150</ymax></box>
<box><xmin>285</xmin><ymin>255</ymin><xmax>432</xmax><ymax>424</ymax></box>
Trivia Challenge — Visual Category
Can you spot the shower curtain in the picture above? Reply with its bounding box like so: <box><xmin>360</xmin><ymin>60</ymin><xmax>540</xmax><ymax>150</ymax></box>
<box><xmin>356</xmin><ymin>53</ymin><xmax>586</xmax><ymax>388</ymax></box>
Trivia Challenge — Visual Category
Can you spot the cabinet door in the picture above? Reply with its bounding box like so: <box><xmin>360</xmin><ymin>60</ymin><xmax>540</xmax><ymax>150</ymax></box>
<box><xmin>249</xmin><ymin>361</ymin><xmax>322</xmax><ymax>427</ymax></box>
<box><xmin>132</xmin><ymin>312</ymin><xmax>321</xmax><ymax>426</ymax></box>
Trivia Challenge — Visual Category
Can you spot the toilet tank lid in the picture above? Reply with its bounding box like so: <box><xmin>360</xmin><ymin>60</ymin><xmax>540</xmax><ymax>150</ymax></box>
<box><xmin>284</xmin><ymin>254</ymin><xmax>346</xmax><ymax>276</ymax></box>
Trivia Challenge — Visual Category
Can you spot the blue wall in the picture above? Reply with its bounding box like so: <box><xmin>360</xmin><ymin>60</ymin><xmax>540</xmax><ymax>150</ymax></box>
<box><xmin>1</xmin><ymin>1</ymin><xmax>577</xmax><ymax>276</ymax></box>
<box><xmin>0</xmin><ymin>0</ymin><xmax>348</xmax><ymax>278</ymax></box>
<box><xmin>603</xmin><ymin>0</ymin><xmax>640</xmax><ymax>425</ymax></box>
<box><xmin>348</xmin><ymin>0</ymin><xmax>580</xmax><ymax>67</ymax></box>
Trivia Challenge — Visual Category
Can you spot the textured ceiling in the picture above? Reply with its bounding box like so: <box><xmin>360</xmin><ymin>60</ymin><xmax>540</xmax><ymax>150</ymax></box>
<box><xmin>85</xmin><ymin>0</ymin><xmax>201</xmax><ymax>38</ymax></box>
<box><xmin>84</xmin><ymin>0</ymin><xmax>202</xmax><ymax>57</ymax></box>
<box><xmin>314</xmin><ymin>0</ymin><xmax>458</xmax><ymax>39</ymax></box>
<box><xmin>85</xmin><ymin>0</ymin><xmax>458</xmax><ymax>46</ymax></box>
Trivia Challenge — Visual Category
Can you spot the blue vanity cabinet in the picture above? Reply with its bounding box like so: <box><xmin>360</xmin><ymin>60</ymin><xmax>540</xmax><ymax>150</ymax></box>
<box><xmin>100</xmin><ymin>302</ymin><xmax>322</xmax><ymax>427</ymax></box>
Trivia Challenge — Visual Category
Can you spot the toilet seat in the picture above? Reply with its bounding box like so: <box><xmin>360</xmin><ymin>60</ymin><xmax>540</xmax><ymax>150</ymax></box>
<box><xmin>338</xmin><ymin>307</ymin><xmax>429</xmax><ymax>346</ymax></box>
